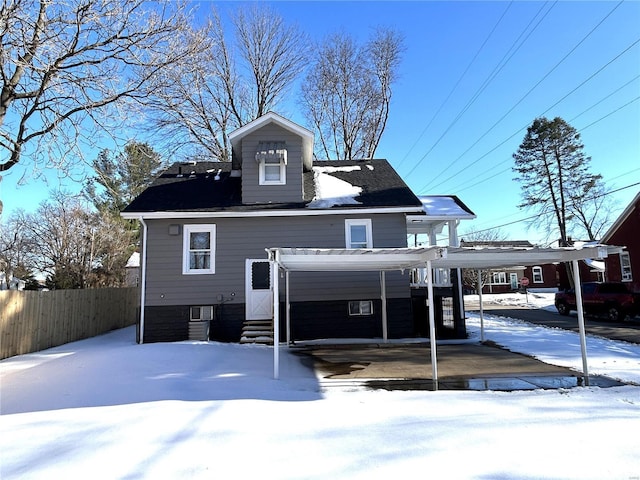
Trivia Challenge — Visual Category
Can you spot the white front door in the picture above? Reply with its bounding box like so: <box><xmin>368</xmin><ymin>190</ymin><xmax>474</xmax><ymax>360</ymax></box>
<box><xmin>245</xmin><ymin>259</ymin><xmax>273</xmax><ymax>320</ymax></box>
<box><xmin>510</xmin><ymin>273</ymin><xmax>519</xmax><ymax>290</ymax></box>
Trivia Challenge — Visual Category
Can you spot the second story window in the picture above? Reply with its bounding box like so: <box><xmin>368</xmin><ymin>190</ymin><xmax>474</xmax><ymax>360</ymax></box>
<box><xmin>256</xmin><ymin>141</ymin><xmax>286</xmax><ymax>185</ymax></box>
<box><xmin>345</xmin><ymin>219</ymin><xmax>372</xmax><ymax>249</ymax></box>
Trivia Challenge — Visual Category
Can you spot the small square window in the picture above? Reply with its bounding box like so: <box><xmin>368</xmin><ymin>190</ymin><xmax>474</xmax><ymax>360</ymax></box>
<box><xmin>349</xmin><ymin>300</ymin><xmax>374</xmax><ymax>316</ymax></box>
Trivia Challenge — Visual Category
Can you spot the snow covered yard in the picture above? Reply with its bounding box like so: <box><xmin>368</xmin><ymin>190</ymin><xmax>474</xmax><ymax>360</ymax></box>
<box><xmin>2</xmin><ymin>294</ymin><xmax>640</xmax><ymax>479</ymax></box>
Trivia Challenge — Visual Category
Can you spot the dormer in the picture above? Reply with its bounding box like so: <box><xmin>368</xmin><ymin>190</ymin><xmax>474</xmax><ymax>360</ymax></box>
<box><xmin>229</xmin><ymin>112</ymin><xmax>314</xmax><ymax>204</ymax></box>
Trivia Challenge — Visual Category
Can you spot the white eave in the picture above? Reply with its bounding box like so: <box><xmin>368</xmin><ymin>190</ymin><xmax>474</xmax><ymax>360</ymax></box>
<box><xmin>229</xmin><ymin>112</ymin><xmax>314</xmax><ymax>171</ymax></box>
<box><xmin>121</xmin><ymin>205</ymin><xmax>425</xmax><ymax>220</ymax></box>
<box><xmin>407</xmin><ymin>195</ymin><xmax>476</xmax><ymax>235</ymax></box>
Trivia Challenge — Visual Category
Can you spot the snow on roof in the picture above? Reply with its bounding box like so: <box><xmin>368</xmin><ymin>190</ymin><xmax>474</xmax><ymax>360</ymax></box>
<box><xmin>418</xmin><ymin>195</ymin><xmax>475</xmax><ymax>218</ymax></box>
<box><xmin>307</xmin><ymin>166</ymin><xmax>363</xmax><ymax>209</ymax></box>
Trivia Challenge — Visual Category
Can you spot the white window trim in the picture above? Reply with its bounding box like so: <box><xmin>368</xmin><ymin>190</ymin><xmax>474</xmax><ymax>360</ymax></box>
<box><xmin>345</xmin><ymin>219</ymin><xmax>373</xmax><ymax>249</ymax></box>
<box><xmin>258</xmin><ymin>158</ymin><xmax>286</xmax><ymax>185</ymax></box>
<box><xmin>491</xmin><ymin>271</ymin><xmax>507</xmax><ymax>284</ymax></box>
<box><xmin>183</xmin><ymin>224</ymin><xmax>216</xmax><ymax>275</ymax></box>
<box><xmin>532</xmin><ymin>266</ymin><xmax>544</xmax><ymax>283</ymax></box>
<box><xmin>620</xmin><ymin>252</ymin><xmax>632</xmax><ymax>282</ymax></box>
<box><xmin>349</xmin><ymin>300</ymin><xmax>374</xmax><ymax>316</ymax></box>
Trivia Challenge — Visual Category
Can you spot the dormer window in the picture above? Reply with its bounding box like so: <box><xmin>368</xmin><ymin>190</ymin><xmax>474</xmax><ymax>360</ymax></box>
<box><xmin>256</xmin><ymin>141</ymin><xmax>287</xmax><ymax>185</ymax></box>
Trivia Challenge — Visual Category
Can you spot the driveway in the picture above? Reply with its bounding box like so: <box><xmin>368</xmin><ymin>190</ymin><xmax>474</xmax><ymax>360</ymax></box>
<box><xmin>293</xmin><ymin>342</ymin><xmax>625</xmax><ymax>391</ymax></box>
<box><xmin>467</xmin><ymin>304</ymin><xmax>640</xmax><ymax>344</ymax></box>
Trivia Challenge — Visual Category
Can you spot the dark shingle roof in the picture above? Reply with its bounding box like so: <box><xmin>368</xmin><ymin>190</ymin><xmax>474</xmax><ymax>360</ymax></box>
<box><xmin>122</xmin><ymin>159</ymin><xmax>421</xmax><ymax>214</ymax></box>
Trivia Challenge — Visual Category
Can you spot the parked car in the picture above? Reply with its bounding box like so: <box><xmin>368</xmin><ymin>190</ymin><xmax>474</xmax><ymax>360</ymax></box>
<box><xmin>554</xmin><ymin>282</ymin><xmax>640</xmax><ymax>321</ymax></box>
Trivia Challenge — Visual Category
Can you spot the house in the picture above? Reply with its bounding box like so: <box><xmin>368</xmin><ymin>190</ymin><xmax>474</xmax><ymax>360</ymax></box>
<box><xmin>459</xmin><ymin>240</ymin><xmax>560</xmax><ymax>293</ymax></box>
<box><xmin>601</xmin><ymin>191</ymin><xmax>640</xmax><ymax>292</ymax></box>
<box><xmin>122</xmin><ymin>112</ymin><xmax>475</xmax><ymax>344</ymax></box>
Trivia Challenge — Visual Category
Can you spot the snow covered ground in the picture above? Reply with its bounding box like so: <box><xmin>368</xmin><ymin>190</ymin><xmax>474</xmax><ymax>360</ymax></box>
<box><xmin>2</xmin><ymin>293</ymin><xmax>639</xmax><ymax>479</ymax></box>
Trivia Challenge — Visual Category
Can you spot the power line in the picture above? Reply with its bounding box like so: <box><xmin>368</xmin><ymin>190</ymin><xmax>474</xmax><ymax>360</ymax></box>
<box><xmin>414</xmin><ymin>1</ymin><xmax>627</xmax><ymax>193</ymax></box>
<box><xmin>420</xmin><ymin>39</ymin><xmax>640</xmax><ymax>195</ymax></box>
<box><xmin>462</xmin><ymin>181</ymin><xmax>640</xmax><ymax>238</ymax></box>
<box><xmin>442</xmin><ymin>90</ymin><xmax>640</xmax><ymax>194</ymax></box>
<box><xmin>402</xmin><ymin>1</ymin><xmax>555</xmax><ymax>178</ymax></box>
<box><xmin>396</xmin><ymin>1</ymin><xmax>515</xmax><ymax>170</ymax></box>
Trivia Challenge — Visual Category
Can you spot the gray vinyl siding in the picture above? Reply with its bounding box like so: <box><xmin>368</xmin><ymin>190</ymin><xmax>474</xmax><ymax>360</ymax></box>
<box><xmin>240</xmin><ymin>124</ymin><xmax>304</xmax><ymax>204</ymax></box>
<box><xmin>143</xmin><ymin>213</ymin><xmax>410</xmax><ymax>308</ymax></box>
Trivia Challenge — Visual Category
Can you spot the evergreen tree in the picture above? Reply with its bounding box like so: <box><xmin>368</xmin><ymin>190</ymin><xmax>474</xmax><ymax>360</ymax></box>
<box><xmin>85</xmin><ymin>142</ymin><xmax>165</xmax><ymax>217</ymax></box>
<box><xmin>512</xmin><ymin>117</ymin><xmax>602</xmax><ymax>246</ymax></box>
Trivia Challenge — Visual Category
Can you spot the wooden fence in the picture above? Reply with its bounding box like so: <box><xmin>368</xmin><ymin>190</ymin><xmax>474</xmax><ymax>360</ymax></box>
<box><xmin>0</xmin><ymin>287</ymin><xmax>140</xmax><ymax>360</ymax></box>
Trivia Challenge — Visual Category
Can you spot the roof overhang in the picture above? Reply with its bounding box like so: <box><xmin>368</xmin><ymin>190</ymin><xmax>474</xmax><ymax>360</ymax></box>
<box><xmin>121</xmin><ymin>206</ymin><xmax>424</xmax><ymax>220</ymax></box>
<box><xmin>407</xmin><ymin>195</ymin><xmax>476</xmax><ymax>235</ymax></box>
<box><xmin>267</xmin><ymin>244</ymin><xmax>623</xmax><ymax>273</ymax></box>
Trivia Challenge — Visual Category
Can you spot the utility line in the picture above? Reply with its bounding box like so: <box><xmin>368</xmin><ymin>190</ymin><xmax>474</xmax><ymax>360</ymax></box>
<box><xmin>420</xmin><ymin>37</ymin><xmax>640</xmax><ymax>194</ymax></box>
<box><xmin>402</xmin><ymin>1</ymin><xmax>554</xmax><ymax>177</ymax></box>
<box><xmin>462</xmin><ymin>181</ymin><xmax>640</xmax><ymax>238</ymax></box>
<box><xmin>443</xmin><ymin>90</ymin><xmax>640</xmax><ymax>194</ymax></box>
<box><xmin>415</xmin><ymin>0</ymin><xmax>626</xmax><ymax>193</ymax></box>
<box><xmin>396</xmin><ymin>1</ymin><xmax>515</xmax><ymax>170</ymax></box>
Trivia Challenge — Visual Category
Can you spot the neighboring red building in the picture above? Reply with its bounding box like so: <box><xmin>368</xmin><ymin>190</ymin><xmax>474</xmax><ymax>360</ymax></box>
<box><xmin>460</xmin><ymin>240</ymin><xmax>560</xmax><ymax>293</ymax></box>
<box><xmin>601</xmin><ymin>191</ymin><xmax>640</xmax><ymax>293</ymax></box>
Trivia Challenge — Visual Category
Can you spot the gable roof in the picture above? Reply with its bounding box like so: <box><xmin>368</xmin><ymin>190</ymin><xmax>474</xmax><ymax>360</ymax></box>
<box><xmin>601</xmin><ymin>191</ymin><xmax>640</xmax><ymax>243</ymax></box>
<box><xmin>229</xmin><ymin>112</ymin><xmax>314</xmax><ymax>171</ymax></box>
<box><xmin>121</xmin><ymin>159</ymin><xmax>423</xmax><ymax>217</ymax></box>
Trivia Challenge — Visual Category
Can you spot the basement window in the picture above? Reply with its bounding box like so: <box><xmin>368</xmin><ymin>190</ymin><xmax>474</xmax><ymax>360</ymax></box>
<box><xmin>348</xmin><ymin>300</ymin><xmax>374</xmax><ymax>316</ymax></box>
<box><xmin>190</xmin><ymin>306</ymin><xmax>214</xmax><ymax>321</ymax></box>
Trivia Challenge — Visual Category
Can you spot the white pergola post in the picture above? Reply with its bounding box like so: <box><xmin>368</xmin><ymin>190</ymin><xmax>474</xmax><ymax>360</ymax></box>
<box><xmin>380</xmin><ymin>270</ymin><xmax>388</xmax><ymax>343</ymax></box>
<box><xmin>572</xmin><ymin>259</ymin><xmax>590</xmax><ymax>386</ymax></box>
<box><xmin>477</xmin><ymin>269</ymin><xmax>485</xmax><ymax>342</ymax></box>
<box><xmin>426</xmin><ymin>259</ymin><xmax>438</xmax><ymax>390</ymax></box>
<box><xmin>272</xmin><ymin>260</ymin><xmax>280</xmax><ymax>380</ymax></box>
<box><xmin>286</xmin><ymin>270</ymin><xmax>291</xmax><ymax>345</ymax></box>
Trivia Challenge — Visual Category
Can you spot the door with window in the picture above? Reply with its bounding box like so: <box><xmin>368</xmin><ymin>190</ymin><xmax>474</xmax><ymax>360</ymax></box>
<box><xmin>510</xmin><ymin>273</ymin><xmax>519</xmax><ymax>290</ymax></box>
<box><xmin>245</xmin><ymin>259</ymin><xmax>273</xmax><ymax>320</ymax></box>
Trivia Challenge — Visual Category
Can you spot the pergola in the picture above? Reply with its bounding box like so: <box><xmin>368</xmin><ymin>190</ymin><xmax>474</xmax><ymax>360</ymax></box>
<box><xmin>267</xmin><ymin>244</ymin><xmax>622</xmax><ymax>389</ymax></box>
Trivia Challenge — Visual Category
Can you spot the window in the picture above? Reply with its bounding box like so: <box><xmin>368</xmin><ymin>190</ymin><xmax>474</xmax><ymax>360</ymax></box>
<box><xmin>183</xmin><ymin>224</ymin><xmax>216</xmax><ymax>274</ymax></box>
<box><xmin>349</xmin><ymin>300</ymin><xmax>373</xmax><ymax>316</ymax></box>
<box><xmin>256</xmin><ymin>142</ymin><xmax>286</xmax><ymax>185</ymax></box>
<box><xmin>491</xmin><ymin>272</ymin><xmax>507</xmax><ymax>284</ymax></box>
<box><xmin>620</xmin><ymin>252</ymin><xmax>632</xmax><ymax>282</ymax></box>
<box><xmin>345</xmin><ymin>219</ymin><xmax>372</xmax><ymax>249</ymax></box>
<box><xmin>532</xmin><ymin>266</ymin><xmax>543</xmax><ymax>283</ymax></box>
<box><xmin>190</xmin><ymin>306</ymin><xmax>213</xmax><ymax>321</ymax></box>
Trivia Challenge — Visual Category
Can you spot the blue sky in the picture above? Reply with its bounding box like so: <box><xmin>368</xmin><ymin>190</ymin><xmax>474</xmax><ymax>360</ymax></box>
<box><xmin>2</xmin><ymin>1</ymin><xmax>639</xmax><ymax>245</ymax></box>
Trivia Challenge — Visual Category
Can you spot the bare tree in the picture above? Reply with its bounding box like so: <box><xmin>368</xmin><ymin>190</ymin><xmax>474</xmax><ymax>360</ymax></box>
<box><xmin>300</xmin><ymin>27</ymin><xmax>404</xmax><ymax>160</ymax></box>
<box><xmin>0</xmin><ymin>0</ymin><xmax>207</xmax><ymax>177</ymax></box>
<box><xmin>568</xmin><ymin>179</ymin><xmax>616</xmax><ymax>241</ymax></box>
<box><xmin>18</xmin><ymin>192</ymin><xmax>133</xmax><ymax>288</ymax></box>
<box><xmin>143</xmin><ymin>4</ymin><xmax>309</xmax><ymax>161</ymax></box>
<box><xmin>460</xmin><ymin>228</ymin><xmax>508</xmax><ymax>294</ymax></box>
<box><xmin>0</xmin><ymin>209</ymin><xmax>36</xmax><ymax>288</ymax></box>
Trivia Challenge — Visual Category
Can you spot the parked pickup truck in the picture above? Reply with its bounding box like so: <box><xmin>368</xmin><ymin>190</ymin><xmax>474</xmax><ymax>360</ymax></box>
<box><xmin>555</xmin><ymin>282</ymin><xmax>640</xmax><ymax>321</ymax></box>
